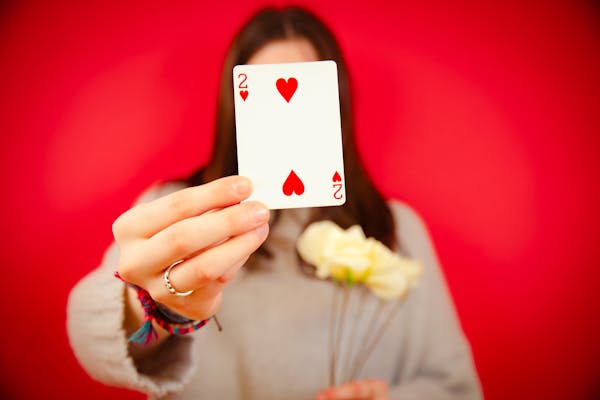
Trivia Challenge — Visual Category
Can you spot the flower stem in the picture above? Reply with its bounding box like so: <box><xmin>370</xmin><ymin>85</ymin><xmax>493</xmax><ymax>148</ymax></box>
<box><xmin>342</xmin><ymin>286</ymin><xmax>368</xmax><ymax>383</ymax></box>
<box><xmin>329</xmin><ymin>281</ymin><xmax>341</xmax><ymax>387</ymax></box>
<box><xmin>351</xmin><ymin>297</ymin><xmax>405</xmax><ymax>380</ymax></box>
<box><xmin>333</xmin><ymin>282</ymin><xmax>351</xmax><ymax>385</ymax></box>
<box><xmin>348</xmin><ymin>297</ymin><xmax>385</xmax><ymax>380</ymax></box>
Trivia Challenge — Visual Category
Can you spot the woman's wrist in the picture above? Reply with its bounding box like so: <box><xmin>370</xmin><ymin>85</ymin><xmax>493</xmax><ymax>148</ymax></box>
<box><xmin>155</xmin><ymin>301</ymin><xmax>196</xmax><ymax>324</ymax></box>
<box><xmin>124</xmin><ymin>286</ymin><xmax>169</xmax><ymax>341</ymax></box>
<box><xmin>117</xmin><ymin>272</ymin><xmax>213</xmax><ymax>346</ymax></box>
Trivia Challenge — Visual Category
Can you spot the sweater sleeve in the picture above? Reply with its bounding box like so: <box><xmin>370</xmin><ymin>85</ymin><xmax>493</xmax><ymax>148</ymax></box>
<box><xmin>66</xmin><ymin>183</ymin><xmax>196</xmax><ymax>398</ymax></box>
<box><xmin>387</xmin><ymin>202</ymin><xmax>483</xmax><ymax>400</ymax></box>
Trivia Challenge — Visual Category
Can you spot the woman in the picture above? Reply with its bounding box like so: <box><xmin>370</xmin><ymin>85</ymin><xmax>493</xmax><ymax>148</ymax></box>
<box><xmin>67</xmin><ymin>7</ymin><xmax>482</xmax><ymax>400</ymax></box>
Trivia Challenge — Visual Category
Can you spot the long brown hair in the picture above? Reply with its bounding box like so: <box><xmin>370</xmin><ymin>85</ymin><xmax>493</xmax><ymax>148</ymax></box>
<box><xmin>186</xmin><ymin>6</ymin><xmax>397</xmax><ymax>250</ymax></box>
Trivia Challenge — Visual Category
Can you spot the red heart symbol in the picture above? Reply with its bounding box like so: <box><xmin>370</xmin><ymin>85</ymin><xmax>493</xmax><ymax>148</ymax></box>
<box><xmin>276</xmin><ymin>77</ymin><xmax>298</xmax><ymax>103</ymax></box>
<box><xmin>282</xmin><ymin>170</ymin><xmax>304</xmax><ymax>196</ymax></box>
<box><xmin>240</xmin><ymin>90</ymin><xmax>248</xmax><ymax>101</ymax></box>
<box><xmin>332</xmin><ymin>171</ymin><xmax>342</xmax><ymax>182</ymax></box>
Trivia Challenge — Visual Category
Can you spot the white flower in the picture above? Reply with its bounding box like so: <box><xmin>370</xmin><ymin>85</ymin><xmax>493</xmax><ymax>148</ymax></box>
<box><xmin>296</xmin><ymin>221</ymin><xmax>372</xmax><ymax>281</ymax></box>
<box><xmin>296</xmin><ymin>221</ymin><xmax>422</xmax><ymax>299</ymax></box>
<box><xmin>365</xmin><ymin>240</ymin><xmax>422</xmax><ymax>299</ymax></box>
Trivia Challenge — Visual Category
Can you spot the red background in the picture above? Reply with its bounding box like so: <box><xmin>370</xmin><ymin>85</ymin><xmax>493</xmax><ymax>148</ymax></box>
<box><xmin>1</xmin><ymin>1</ymin><xmax>599</xmax><ymax>399</ymax></box>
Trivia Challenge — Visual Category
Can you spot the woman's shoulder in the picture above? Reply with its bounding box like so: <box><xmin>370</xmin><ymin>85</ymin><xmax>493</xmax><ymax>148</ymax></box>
<box><xmin>387</xmin><ymin>199</ymin><xmax>436</xmax><ymax>259</ymax></box>
<box><xmin>388</xmin><ymin>199</ymin><xmax>430</xmax><ymax>235</ymax></box>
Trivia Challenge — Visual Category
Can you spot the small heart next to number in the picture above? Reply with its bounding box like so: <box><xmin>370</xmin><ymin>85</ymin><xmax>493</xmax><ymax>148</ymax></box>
<box><xmin>240</xmin><ymin>90</ymin><xmax>249</xmax><ymax>101</ymax></box>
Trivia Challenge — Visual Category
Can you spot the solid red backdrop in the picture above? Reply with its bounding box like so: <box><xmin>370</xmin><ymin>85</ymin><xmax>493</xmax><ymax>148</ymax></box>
<box><xmin>1</xmin><ymin>1</ymin><xmax>599</xmax><ymax>399</ymax></box>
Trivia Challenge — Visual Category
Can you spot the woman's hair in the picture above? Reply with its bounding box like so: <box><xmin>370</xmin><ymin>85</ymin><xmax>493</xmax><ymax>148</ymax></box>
<box><xmin>186</xmin><ymin>6</ymin><xmax>397</xmax><ymax>250</ymax></box>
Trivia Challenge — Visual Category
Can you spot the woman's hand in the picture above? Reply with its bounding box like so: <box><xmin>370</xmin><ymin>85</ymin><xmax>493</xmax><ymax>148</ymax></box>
<box><xmin>315</xmin><ymin>379</ymin><xmax>389</xmax><ymax>400</ymax></box>
<box><xmin>113</xmin><ymin>176</ymin><xmax>269</xmax><ymax>321</ymax></box>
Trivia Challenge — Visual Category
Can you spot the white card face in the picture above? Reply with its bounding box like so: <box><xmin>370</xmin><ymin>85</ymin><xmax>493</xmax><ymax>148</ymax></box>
<box><xmin>233</xmin><ymin>60</ymin><xmax>346</xmax><ymax>210</ymax></box>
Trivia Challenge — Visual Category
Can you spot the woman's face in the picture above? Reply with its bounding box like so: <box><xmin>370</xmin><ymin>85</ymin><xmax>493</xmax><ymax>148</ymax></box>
<box><xmin>247</xmin><ymin>38</ymin><xmax>319</xmax><ymax>65</ymax></box>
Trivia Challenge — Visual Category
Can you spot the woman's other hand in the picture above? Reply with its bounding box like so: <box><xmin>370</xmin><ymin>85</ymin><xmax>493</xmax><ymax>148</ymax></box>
<box><xmin>315</xmin><ymin>379</ymin><xmax>389</xmax><ymax>400</ymax></box>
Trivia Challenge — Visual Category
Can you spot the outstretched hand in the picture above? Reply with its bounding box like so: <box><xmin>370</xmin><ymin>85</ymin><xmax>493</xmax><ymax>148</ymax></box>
<box><xmin>114</xmin><ymin>176</ymin><xmax>269</xmax><ymax>322</ymax></box>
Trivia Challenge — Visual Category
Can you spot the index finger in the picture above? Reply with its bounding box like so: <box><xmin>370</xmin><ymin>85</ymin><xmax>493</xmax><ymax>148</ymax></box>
<box><xmin>113</xmin><ymin>175</ymin><xmax>253</xmax><ymax>240</ymax></box>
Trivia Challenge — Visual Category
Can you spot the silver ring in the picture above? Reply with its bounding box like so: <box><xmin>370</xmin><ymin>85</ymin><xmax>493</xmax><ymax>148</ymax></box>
<box><xmin>163</xmin><ymin>260</ymin><xmax>194</xmax><ymax>297</ymax></box>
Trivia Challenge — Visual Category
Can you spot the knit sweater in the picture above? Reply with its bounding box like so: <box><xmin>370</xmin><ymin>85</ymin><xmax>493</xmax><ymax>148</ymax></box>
<box><xmin>67</xmin><ymin>182</ymin><xmax>482</xmax><ymax>399</ymax></box>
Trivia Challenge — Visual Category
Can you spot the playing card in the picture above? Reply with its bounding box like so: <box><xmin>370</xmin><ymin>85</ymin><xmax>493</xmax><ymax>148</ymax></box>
<box><xmin>233</xmin><ymin>60</ymin><xmax>346</xmax><ymax>209</ymax></box>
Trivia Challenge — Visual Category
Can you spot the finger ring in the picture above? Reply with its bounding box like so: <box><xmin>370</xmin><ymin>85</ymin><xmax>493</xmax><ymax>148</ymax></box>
<box><xmin>163</xmin><ymin>260</ymin><xmax>194</xmax><ymax>297</ymax></box>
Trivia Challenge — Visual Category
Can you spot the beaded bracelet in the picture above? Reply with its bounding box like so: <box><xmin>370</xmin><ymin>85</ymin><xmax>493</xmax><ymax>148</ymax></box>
<box><xmin>115</xmin><ymin>272</ymin><xmax>221</xmax><ymax>346</ymax></box>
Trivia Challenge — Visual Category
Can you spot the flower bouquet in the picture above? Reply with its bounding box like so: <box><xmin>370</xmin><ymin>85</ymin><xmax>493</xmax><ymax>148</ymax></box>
<box><xmin>297</xmin><ymin>221</ymin><xmax>422</xmax><ymax>385</ymax></box>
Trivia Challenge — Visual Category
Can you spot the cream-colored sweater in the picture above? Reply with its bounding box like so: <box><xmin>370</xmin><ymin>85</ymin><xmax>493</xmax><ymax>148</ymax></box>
<box><xmin>67</xmin><ymin>183</ymin><xmax>482</xmax><ymax>399</ymax></box>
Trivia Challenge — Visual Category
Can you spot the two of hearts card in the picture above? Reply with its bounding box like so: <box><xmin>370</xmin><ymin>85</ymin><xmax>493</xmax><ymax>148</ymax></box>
<box><xmin>233</xmin><ymin>60</ymin><xmax>346</xmax><ymax>210</ymax></box>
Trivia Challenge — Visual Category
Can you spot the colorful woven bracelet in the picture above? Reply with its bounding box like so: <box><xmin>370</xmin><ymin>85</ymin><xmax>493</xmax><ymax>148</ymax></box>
<box><xmin>115</xmin><ymin>272</ymin><xmax>220</xmax><ymax>346</ymax></box>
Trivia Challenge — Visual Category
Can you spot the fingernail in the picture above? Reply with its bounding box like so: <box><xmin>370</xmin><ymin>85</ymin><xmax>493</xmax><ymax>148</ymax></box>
<box><xmin>233</xmin><ymin>177</ymin><xmax>251</xmax><ymax>195</ymax></box>
<box><xmin>253</xmin><ymin>206</ymin><xmax>269</xmax><ymax>223</ymax></box>
<box><xmin>254</xmin><ymin>224</ymin><xmax>269</xmax><ymax>238</ymax></box>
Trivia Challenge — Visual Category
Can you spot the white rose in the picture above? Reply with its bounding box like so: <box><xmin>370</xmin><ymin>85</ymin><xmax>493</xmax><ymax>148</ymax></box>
<box><xmin>297</xmin><ymin>221</ymin><xmax>372</xmax><ymax>282</ymax></box>
<box><xmin>295</xmin><ymin>220</ymin><xmax>338</xmax><ymax>268</ymax></box>
<box><xmin>365</xmin><ymin>240</ymin><xmax>422</xmax><ymax>299</ymax></box>
<box><xmin>297</xmin><ymin>221</ymin><xmax>422</xmax><ymax>298</ymax></box>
